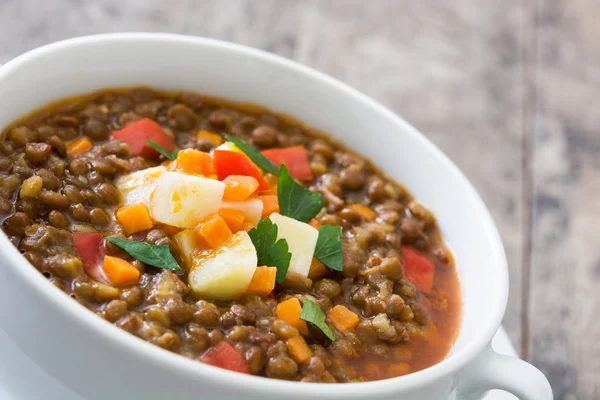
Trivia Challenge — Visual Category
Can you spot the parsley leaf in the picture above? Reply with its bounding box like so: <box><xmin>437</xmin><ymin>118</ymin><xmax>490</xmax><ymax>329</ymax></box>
<box><xmin>248</xmin><ymin>218</ymin><xmax>292</xmax><ymax>283</ymax></box>
<box><xmin>299</xmin><ymin>300</ymin><xmax>335</xmax><ymax>341</ymax></box>
<box><xmin>104</xmin><ymin>237</ymin><xmax>181</xmax><ymax>271</ymax></box>
<box><xmin>277</xmin><ymin>165</ymin><xmax>323</xmax><ymax>223</ymax></box>
<box><xmin>314</xmin><ymin>225</ymin><xmax>343</xmax><ymax>271</ymax></box>
<box><xmin>223</xmin><ymin>134</ymin><xmax>280</xmax><ymax>176</ymax></box>
<box><xmin>145</xmin><ymin>140</ymin><xmax>178</xmax><ymax>161</ymax></box>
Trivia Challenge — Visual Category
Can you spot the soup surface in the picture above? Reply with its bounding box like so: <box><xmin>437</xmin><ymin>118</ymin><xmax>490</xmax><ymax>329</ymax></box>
<box><xmin>0</xmin><ymin>88</ymin><xmax>461</xmax><ymax>382</ymax></box>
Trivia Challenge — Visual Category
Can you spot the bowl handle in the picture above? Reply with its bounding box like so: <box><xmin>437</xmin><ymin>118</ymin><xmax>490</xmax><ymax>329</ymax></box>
<box><xmin>455</xmin><ymin>346</ymin><xmax>553</xmax><ymax>400</ymax></box>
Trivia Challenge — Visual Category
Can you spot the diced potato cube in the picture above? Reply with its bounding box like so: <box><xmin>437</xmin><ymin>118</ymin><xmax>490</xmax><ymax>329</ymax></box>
<box><xmin>269</xmin><ymin>213</ymin><xmax>319</xmax><ymax>277</ymax></box>
<box><xmin>222</xmin><ymin>198</ymin><xmax>263</xmax><ymax>226</ymax></box>
<box><xmin>188</xmin><ymin>231</ymin><xmax>257</xmax><ymax>299</ymax></box>
<box><xmin>174</xmin><ymin>229</ymin><xmax>200</xmax><ymax>269</ymax></box>
<box><xmin>116</xmin><ymin>166</ymin><xmax>166</xmax><ymax>207</ymax></box>
<box><xmin>150</xmin><ymin>171</ymin><xmax>224</xmax><ymax>228</ymax></box>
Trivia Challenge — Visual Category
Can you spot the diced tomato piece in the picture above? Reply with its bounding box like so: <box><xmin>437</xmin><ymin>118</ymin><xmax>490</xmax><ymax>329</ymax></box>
<box><xmin>199</xmin><ymin>341</ymin><xmax>250</xmax><ymax>374</ymax></box>
<box><xmin>261</xmin><ymin>146</ymin><xmax>313</xmax><ymax>182</ymax></box>
<box><xmin>110</xmin><ymin>118</ymin><xmax>175</xmax><ymax>159</ymax></box>
<box><xmin>213</xmin><ymin>150</ymin><xmax>269</xmax><ymax>191</ymax></box>
<box><xmin>402</xmin><ymin>246</ymin><xmax>435</xmax><ymax>293</ymax></box>
<box><xmin>73</xmin><ymin>233</ymin><xmax>108</xmax><ymax>283</ymax></box>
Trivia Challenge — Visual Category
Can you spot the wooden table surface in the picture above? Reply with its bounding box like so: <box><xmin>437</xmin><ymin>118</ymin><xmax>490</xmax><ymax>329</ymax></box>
<box><xmin>1</xmin><ymin>0</ymin><xmax>598</xmax><ymax>398</ymax></box>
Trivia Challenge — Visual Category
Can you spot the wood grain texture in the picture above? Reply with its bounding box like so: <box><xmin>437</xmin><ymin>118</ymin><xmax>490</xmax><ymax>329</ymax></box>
<box><xmin>528</xmin><ymin>1</ymin><xmax>600</xmax><ymax>399</ymax></box>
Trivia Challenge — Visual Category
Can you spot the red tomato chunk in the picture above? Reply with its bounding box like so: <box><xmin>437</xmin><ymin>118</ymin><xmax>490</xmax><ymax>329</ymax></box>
<box><xmin>110</xmin><ymin>118</ymin><xmax>175</xmax><ymax>159</ymax></box>
<box><xmin>73</xmin><ymin>232</ymin><xmax>107</xmax><ymax>283</ymax></box>
<box><xmin>261</xmin><ymin>146</ymin><xmax>313</xmax><ymax>182</ymax></box>
<box><xmin>199</xmin><ymin>341</ymin><xmax>250</xmax><ymax>374</ymax></box>
<box><xmin>402</xmin><ymin>246</ymin><xmax>435</xmax><ymax>293</ymax></box>
<box><xmin>213</xmin><ymin>150</ymin><xmax>269</xmax><ymax>191</ymax></box>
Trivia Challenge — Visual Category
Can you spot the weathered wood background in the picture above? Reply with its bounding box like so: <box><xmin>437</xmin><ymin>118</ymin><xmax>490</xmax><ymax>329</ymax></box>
<box><xmin>0</xmin><ymin>0</ymin><xmax>598</xmax><ymax>398</ymax></box>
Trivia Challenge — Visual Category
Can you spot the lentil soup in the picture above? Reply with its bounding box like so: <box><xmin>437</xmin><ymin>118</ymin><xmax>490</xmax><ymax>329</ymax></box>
<box><xmin>0</xmin><ymin>87</ymin><xmax>461</xmax><ymax>383</ymax></box>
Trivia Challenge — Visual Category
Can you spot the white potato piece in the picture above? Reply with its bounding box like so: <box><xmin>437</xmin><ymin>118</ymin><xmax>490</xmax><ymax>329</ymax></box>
<box><xmin>269</xmin><ymin>213</ymin><xmax>319</xmax><ymax>277</ymax></box>
<box><xmin>222</xmin><ymin>199</ymin><xmax>263</xmax><ymax>226</ymax></box>
<box><xmin>115</xmin><ymin>166</ymin><xmax>166</xmax><ymax>207</ymax></box>
<box><xmin>173</xmin><ymin>229</ymin><xmax>198</xmax><ymax>269</ymax></box>
<box><xmin>189</xmin><ymin>231</ymin><xmax>257</xmax><ymax>299</ymax></box>
<box><xmin>150</xmin><ymin>171</ymin><xmax>224</xmax><ymax>228</ymax></box>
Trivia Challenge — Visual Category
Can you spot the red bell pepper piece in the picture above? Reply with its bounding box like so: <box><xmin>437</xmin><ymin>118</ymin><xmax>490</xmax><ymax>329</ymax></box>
<box><xmin>73</xmin><ymin>232</ymin><xmax>108</xmax><ymax>284</ymax></box>
<box><xmin>110</xmin><ymin>118</ymin><xmax>175</xmax><ymax>159</ymax></box>
<box><xmin>199</xmin><ymin>341</ymin><xmax>250</xmax><ymax>374</ymax></box>
<box><xmin>261</xmin><ymin>146</ymin><xmax>313</xmax><ymax>182</ymax></box>
<box><xmin>213</xmin><ymin>150</ymin><xmax>269</xmax><ymax>192</ymax></box>
<box><xmin>402</xmin><ymin>246</ymin><xmax>435</xmax><ymax>293</ymax></box>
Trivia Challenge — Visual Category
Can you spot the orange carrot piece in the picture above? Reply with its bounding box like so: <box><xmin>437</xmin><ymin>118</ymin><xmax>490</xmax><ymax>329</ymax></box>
<box><xmin>247</xmin><ymin>266</ymin><xmax>277</xmax><ymax>295</ymax></box>
<box><xmin>364</xmin><ymin>362</ymin><xmax>382</xmax><ymax>380</ymax></box>
<box><xmin>102</xmin><ymin>256</ymin><xmax>140</xmax><ymax>286</ymax></box>
<box><xmin>66</xmin><ymin>137</ymin><xmax>93</xmax><ymax>156</ymax></box>
<box><xmin>264</xmin><ymin>174</ymin><xmax>278</xmax><ymax>195</ymax></box>
<box><xmin>170</xmin><ymin>148</ymin><xmax>213</xmax><ymax>175</ymax></box>
<box><xmin>309</xmin><ymin>218</ymin><xmax>322</xmax><ymax>229</ymax></box>
<box><xmin>387</xmin><ymin>363</ymin><xmax>411</xmax><ymax>377</ymax></box>
<box><xmin>194</xmin><ymin>214</ymin><xmax>233</xmax><ymax>249</ymax></box>
<box><xmin>308</xmin><ymin>257</ymin><xmax>328</xmax><ymax>279</ymax></box>
<box><xmin>328</xmin><ymin>305</ymin><xmax>360</xmax><ymax>332</ymax></box>
<box><xmin>242</xmin><ymin>221</ymin><xmax>255</xmax><ymax>232</ymax></box>
<box><xmin>223</xmin><ymin>175</ymin><xmax>260</xmax><ymax>201</ymax></box>
<box><xmin>348</xmin><ymin>204</ymin><xmax>377</xmax><ymax>221</ymax></box>
<box><xmin>116</xmin><ymin>203</ymin><xmax>153</xmax><ymax>234</ymax></box>
<box><xmin>195</xmin><ymin>130</ymin><xmax>224</xmax><ymax>146</ymax></box>
<box><xmin>259</xmin><ymin>195</ymin><xmax>279</xmax><ymax>218</ymax></box>
<box><xmin>218</xmin><ymin>208</ymin><xmax>246</xmax><ymax>233</ymax></box>
<box><xmin>287</xmin><ymin>335</ymin><xmax>313</xmax><ymax>364</ymax></box>
<box><xmin>275</xmin><ymin>298</ymin><xmax>308</xmax><ymax>335</ymax></box>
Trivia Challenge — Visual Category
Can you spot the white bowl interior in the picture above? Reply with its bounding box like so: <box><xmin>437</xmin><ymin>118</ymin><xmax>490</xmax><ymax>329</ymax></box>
<box><xmin>0</xmin><ymin>34</ymin><xmax>508</xmax><ymax>396</ymax></box>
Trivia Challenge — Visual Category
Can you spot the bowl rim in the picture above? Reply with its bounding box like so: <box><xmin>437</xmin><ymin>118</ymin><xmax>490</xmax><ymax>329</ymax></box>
<box><xmin>0</xmin><ymin>32</ymin><xmax>509</xmax><ymax>397</ymax></box>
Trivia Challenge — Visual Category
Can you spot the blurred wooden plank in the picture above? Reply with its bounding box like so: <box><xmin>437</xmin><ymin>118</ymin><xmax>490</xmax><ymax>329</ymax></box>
<box><xmin>529</xmin><ymin>0</ymin><xmax>600</xmax><ymax>399</ymax></box>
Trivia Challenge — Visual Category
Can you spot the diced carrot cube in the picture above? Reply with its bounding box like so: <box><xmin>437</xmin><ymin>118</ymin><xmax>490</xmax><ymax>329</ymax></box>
<box><xmin>246</xmin><ymin>266</ymin><xmax>277</xmax><ymax>295</ymax></box>
<box><xmin>218</xmin><ymin>208</ymin><xmax>246</xmax><ymax>233</ymax></box>
<box><xmin>223</xmin><ymin>175</ymin><xmax>260</xmax><ymax>201</ymax></box>
<box><xmin>171</xmin><ymin>148</ymin><xmax>213</xmax><ymax>175</ymax></box>
<box><xmin>387</xmin><ymin>362</ymin><xmax>411</xmax><ymax>377</ymax></box>
<box><xmin>308</xmin><ymin>257</ymin><xmax>328</xmax><ymax>279</ymax></box>
<box><xmin>195</xmin><ymin>130</ymin><xmax>224</xmax><ymax>147</ymax></box>
<box><xmin>287</xmin><ymin>335</ymin><xmax>313</xmax><ymax>364</ymax></box>
<box><xmin>194</xmin><ymin>214</ymin><xmax>233</xmax><ymax>249</ymax></box>
<box><xmin>102</xmin><ymin>256</ymin><xmax>140</xmax><ymax>286</ymax></box>
<box><xmin>66</xmin><ymin>137</ymin><xmax>93</xmax><ymax>156</ymax></box>
<box><xmin>328</xmin><ymin>305</ymin><xmax>360</xmax><ymax>332</ymax></box>
<box><xmin>116</xmin><ymin>203</ymin><xmax>154</xmax><ymax>234</ymax></box>
<box><xmin>348</xmin><ymin>204</ymin><xmax>376</xmax><ymax>221</ymax></box>
<box><xmin>275</xmin><ymin>298</ymin><xmax>308</xmax><ymax>335</ymax></box>
<box><xmin>259</xmin><ymin>195</ymin><xmax>279</xmax><ymax>218</ymax></box>
<box><xmin>242</xmin><ymin>221</ymin><xmax>255</xmax><ymax>232</ymax></box>
<box><xmin>308</xmin><ymin>218</ymin><xmax>322</xmax><ymax>229</ymax></box>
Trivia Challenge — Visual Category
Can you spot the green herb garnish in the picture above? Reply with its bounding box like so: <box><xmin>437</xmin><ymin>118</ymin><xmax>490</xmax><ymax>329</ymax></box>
<box><xmin>223</xmin><ymin>134</ymin><xmax>280</xmax><ymax>176</ymax></box>
<box><xmin>277</xmin><ymin>165</ymin><xmax>323</xmax><ymax>223</ymax></box>
<box><xmin>145</xmin><ymin>140</ymin><xmax>178</xmax><ymax>161</ymax></box>
<box><xmin>104</xmin><ymin>237</ymin><xmax>181</xmax><ymax>271</ymax></box>
<box><xmin>248</xmin><ymin>218</ymin><xmax>292</xmax><ymax>283</ymax></box>
<box><xmin>299</xmin><ymin>299</ymin><xmax>335</xmax><ymax>341</ymax></box>
<box><xmin>314</xmin><ymin>225</ymin><xmax>343</xmax><ymax>271</ymax></box>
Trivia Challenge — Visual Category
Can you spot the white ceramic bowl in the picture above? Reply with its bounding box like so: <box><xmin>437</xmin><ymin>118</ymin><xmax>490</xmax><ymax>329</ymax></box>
<box><xmin>0</xmin><ymin>34</ymin><xmax>552</xmax><ymax>400</ymax></box>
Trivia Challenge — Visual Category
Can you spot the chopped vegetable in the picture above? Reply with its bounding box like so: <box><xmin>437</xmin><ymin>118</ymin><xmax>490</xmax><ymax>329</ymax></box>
<box><xmin>66</xmin><ymin>137</ymin><xmax>92</xmax><ymax>156</ymax></box>
<box><xmin>116</xmin><ymin>203</ymin><xmax>153</xmax><ymax>235</ymax></box>
<box><xmin>162</xmin><ymin>225</ymin><xmax>182</xmax><ymax>236</ymax></box>
<box><xmin>269</xmin><ymin>213</ymin><xmax>318</xmax><ymax>278</ymax></box>
<box><xmin>194</xmin><ymin>214</ymin><xmax>233</xmax><ymax>249</ymax></box>
<box><xmin>173</xmin><ymin>229</ymin><xmax>199</xmax><ymax>269</ymax></box>
<box><xmin>388</xmin><ymin>363</ymin><xmax>411</xmax><ymax>376</ymax></box>
<box><xmin>402</xmin><ymin>246</ymin><xmax>435</xmax><ymax>293</ymax></box>
<box><xmin>247</xmin><ymin>218</ymin><xmax>291</xmax><ymax>284</ymax></box>
<box><xmin>277</xmin><ymin>166</ymin><xmax>323</xmax><ymax>223</ymax></box>
<box><xmin>242</xmin><ymin>222</ymin><xmax>255</xmax><ymax>232</ymax></box>
<box><xmin>170</xmin><ymin>148</ymin><xmax>213</xmax><ymax>175</ymax></box>
<box><xmin>223</xmin><ymin>175</ymin><xmax>259</xmax><ymax>201</ymax></box>
<box><xmin>261</xmin><ymin>146</ymin><xmax>313</xmax><ymax>181</ymax></box>
<box><xmin>110</xmin><ymin>118</ymin><xmax>175</xmax><ymax>159</ymax></box>
<box><xmin>150</xmin><ymin>171</ymin><xmax>224</xmax><ymax>228</ymax></box>
<box><xmin>222</xmin><ymin>199</ymin><xmax>263</xmax><ymax>226</ymax></box>
<box><xmin>308</xmin><ymin>257</ymin><xmax>328</xmax><ymax>279</ymax></box>
<box><xmin>223</xmin><ymin>134</ymin><xmax>280</xmax><ymax>176</ymax></box>
<box><xmin>196</xmin><ymin>130</ymin><xmax>224</xmax><ymax>147</ymax></box>
<box><xmin>314</xmin><ymin>225</ymin><xmax>343</xmax><ymax>272</ymax></box>
<box><xmin>308</xmin><ymin>218</ymin><xmax>321</xmax><ymax>229</ymax></box>
<box><xmin>188</xmin><ymin>231</ymin><xmax>257</xmax><ymax>299</ymax></box>
<box><xmin>299</xmin><ymin>299</ymin><xmax>335</xmax><ymax>341</ymax></box>
<box><xmin>199</xmin><ymin>341</ymin><xmax>250</xmax><ymax>374</ymax></box>
<box><xmin>116</xmin><ymin>166</ymin><xmax>165</xmax><ymax>207</ymax></box>
<box><xmin>246</xmin><ymin>266</ymin><xmax>277</xmax><ymax>295</ymax></box>
<box><xmin>328</xmin><ymin>305</ymin><xmax>360</xmax><ymax>332</ymax></box>
<box><xmin>286</xmin><ymin>335</ymin><xmax>313</xmax><ymax>364</ymax></box>
<box><xmin>348</xmin><ymin>204</ymin><xmax>376</xmax><ymax>221</ymax></box>
<box><xmin>145</xmin><ymin>140</ymin><xmax>178</xmax><ymax>161</ymax></box>
<box><xmin>73</xmin><ymin>232</ymin><xmax>107</xmax><ymax>283</ymax></box>
<box><xmin>213</xmin><ymin>150</ymin><xmax>269</xmax><ymax>191</ymax></box>
<box><xmin>102</xmin><ymin>256</ymin><xmax>140</xmax><ymax>286</ymax></box>
<box><xmin>275</xmin><ymin>298</ymin><xmax>308</xmax><ymax>335</ymax></box>
<box><xmin>218</xmin><ymin>208</ymin><xmax>246</xmax><ymax>232</ymax></box>
<box><xmin>258</xmin><ymin>195</ymin><xmax>279</xmax><ymax>218</ymax></box>
<box><xmin>104</xmin><ymin>236</ymin><xmax>181</xmax><ymax>271</ymax></box>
